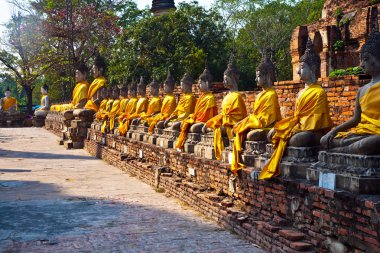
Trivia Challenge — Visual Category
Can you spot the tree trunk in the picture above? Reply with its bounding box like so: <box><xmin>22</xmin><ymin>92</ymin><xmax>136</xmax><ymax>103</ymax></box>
<box><xmin>24</xmin><ymin>85</ymin><xmax>33</xmax><ymax>115</ymax></box>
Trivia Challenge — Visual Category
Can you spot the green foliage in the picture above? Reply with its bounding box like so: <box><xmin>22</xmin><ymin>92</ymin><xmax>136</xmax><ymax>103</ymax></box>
<box><xmin>108</xmin><ymin>2</ymin><xmax>230</xmax><ymax>83</ymax></box>
<box><xmin>329</xmin><ymin>66</ymin><xmax>364</xmax><ymax>77</ymax></box>
<box><xmin>334</xmin><ymin>8</ymin><xmax>343</xmax><ymax>18</ymax></box>
<box><xmin>370</xmin><ymin>0</ymin><xmax>380</xmax><ymax>5</ymax></box>
<box><xmin>333</xmin><ymin>40</ymin><xmax>344</xmax><ymax>51</ymax></box>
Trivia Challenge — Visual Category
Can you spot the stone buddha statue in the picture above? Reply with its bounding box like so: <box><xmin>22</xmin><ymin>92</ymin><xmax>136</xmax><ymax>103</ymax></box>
<box><xmin>231</xmin><ymin>56</ymin><xmax>282</xmax><ymax>174</ymax></box>
<box><xmin>120</xmin><ymin>76</ymin><xmax>149</xmax><ymax>133</ymax></box>
<box><xmin>74</xmin><ymin>55</ymin><xmax>107</xmax><ymax>119</ymax></box>
<box><xmin>164</xmin><ymin>72</ymin><xmax>196</xmax><ymax>131</ymax></box>
<box><xmin>118</xmin><ymin>80</ymin><xmax>138</xmax><ymax>136</ymax></box>
<box><xmin>95</xmin><ymin>87</ymin><xmax>111</xmax><ymax>122</ymax></box>
<box><xmin>131</xmin><ymin>79</ymin><xmax>162</xmax><ymax>126</ymax></box>
<box><xmin>34</xmin><ymin>84</ymin><xmax>50</xmax><ymax>117</ymax></box>
<box><xmin>118</xmin><ymin>83</ymin><xmax>129</xmax><ymax>114</ymax></box>
<box><xmin>101</xmin><ymin>86</ymin><xmax>121</xmax><ymax>133</ymax></box>
<box><xmin>59</xmin><ymin>63</ymin><xmax>90</xmax><ymax>120</ymax></box>
<box><xmin>202</xmin><ymin>58</ymin><xmax>248</xmax><ymax>160</ymax></box>
<box><xmin>259</xmin><ymin>39</ymin><xmax>333</xmax><ymax>180</ymax></box>
<box><xmin>321</xmin><ymin>32</ymin><xmax>380</xmax><ymax>155</ymax></box>
<box><xmin>147</xmin><ymin>70</ymin><xmax>177</xmax><ymax>133</ymax></box>
<box><xmin>175</xmin><ymin>65</ymin><xmax>218</xmax><ymax>150</ymax></box>
<box><xmin>0</xmin><ymin>87</ymin><xmax>18</xmax><ymax>113</ymax></box>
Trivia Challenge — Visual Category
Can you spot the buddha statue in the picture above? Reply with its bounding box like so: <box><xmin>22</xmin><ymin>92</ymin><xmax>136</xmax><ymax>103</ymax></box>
<box><xmin>0</xmin><ymin>87</ymin><xmax>18</xmax><ymax>113</ymax></box>
<box><xmin>95</xmin><ymin>87</ymin><xmax>111</xmax><ymax>122</ymax></box>
<box><xmin>164</xmin><ymin>72</ymin><xmax>196</xmax><ymax>131</ymax></box>
<box><xmin>259</xmin><ymin>39</ymin><xmax>332</xmax><ymax>180</ymax></box>
<box><xmin>175</xmin><ymin>65</ymin><xmax>218</xmax><ymax>150</ymax></box>
<box><xmin>231</xmin><ymin>56</ymin><xmax>282</xmax><ymax>174</ymax></box>
<box><xmin>62</xmin><ymin>63</ymin><xmax>90</xmax><ymax>119</ymax></box>
<box><xmin>74</xmin><ymin>55</ymin><xmax>107</xmax><ymax>119</ymax></box>
<box><xmin>101</xmin><ymin>86</ymin><xmax>121</xmax><ymax>133</ymax></box>
<box><xmin>118</xmin><ymin>83</ymin><xmax>129</xmax><ymax>114</ymax></box>
<box><xmin>119</xmin><ymin>76</ymin><xmax>149</xmax><ymax>133</ymax></box>
<box><xmin>320</xmin><ymin>32</ymin><xmax>380</xmax><ymax>155</ymax></box>
<box><xmin>202</xmin><ymin>57</ymin><xmax>248</xmax><ymax>160</ymax></box>
<box><xmin>118</xmin><ymin>80</ymin><xmax>138</xmax><ymax>136</ymax></box>
<box><xmin>132</xmin><ymin>79</ymin><xmax>162</xmax><ymax>126</ymax></box>
<box><xmin>147</xmin><ymin>70</ymin><xmax>177</xmax><ymax>133</ymax></box>
<box><xmin>34</xmin><ymin>84</ymin><xmax>51</xmax><ymax>117</ymax></box>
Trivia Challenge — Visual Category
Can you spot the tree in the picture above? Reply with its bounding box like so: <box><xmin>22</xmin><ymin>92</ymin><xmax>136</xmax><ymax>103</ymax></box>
<box><xmin>0</xmin><ymin>13</ymin><xmax>56</xmax><ymax>114</ymax></box>
<box><xmin>108</xmin><ymin>2</ymin><xmax>231</xmax><ymax>84</ymax></box>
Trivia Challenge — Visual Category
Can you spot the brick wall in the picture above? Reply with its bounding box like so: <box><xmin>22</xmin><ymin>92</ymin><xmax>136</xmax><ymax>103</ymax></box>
<box><xmin>84</xmin><ymin>129</ymin><xmax>380</xmax><ymax>253</ymax></box>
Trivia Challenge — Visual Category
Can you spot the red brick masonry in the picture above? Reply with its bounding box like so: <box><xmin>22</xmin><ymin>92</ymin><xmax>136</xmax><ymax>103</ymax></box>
<box><xmin>84</xmin><ymin>130</ymin><xmax>380</xmax><ymax>253</ymax></box>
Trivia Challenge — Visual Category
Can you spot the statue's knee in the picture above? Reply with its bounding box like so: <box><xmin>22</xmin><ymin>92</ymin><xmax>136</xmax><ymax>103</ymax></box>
<box><xmin>350</xmin><ymin>135</ymin><xmax>380</xmax><ymax>155</ymax></box>
<box><xmin>190</xmin><ymin>123</ymin><xmax>204</xmax><ymax>133</ymax></box>
<box><xmin>288</xmin><ymin>131</ymin><xmax>322</xmax><ymax>147</ymax></box>
<box><xmin>156</xmin><ymin>121</ymin><xmax>165</xmax><ymax>129</ymax></box>
<box><xmin>63</xmin><ymin>110</ymin><xmax>74</xmax><ymax>120</ymax></box>
<box><xmin>171</xmin><ymin>122</ymin><xmax>181</xmax><ymax>131</ymax></box>
<box><xmin>247</xmin><ymin>130</ymin><xmax>267</xmax><ymax>141</ymax></box>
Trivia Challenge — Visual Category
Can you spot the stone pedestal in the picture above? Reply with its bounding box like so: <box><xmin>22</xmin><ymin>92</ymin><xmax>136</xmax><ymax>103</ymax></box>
<box><xmin>32</xmin><ymin>116</ymin><xmax>46</xmax><ymax>127</ymax></box>
<box><xmin>62</xmin><ymin>119</ymin><xmax>92</xmax><ymax>149</ymax></box>
<box><xmin>194</xmin><ymin>132</ymin><xmax>229</xmax><ymax>160</ymax></box>
<box><xmin>146</xmin><ymin>128</ymin><xmax>163</xmax><ymax>145</ymax></box>
<box><xmin>307</xmin><ymin>151</ymin><xmax>380</xmax><ymax>194</ymax></box>
<box><xmin>45</xmin><ymin>112</ymin><xmax>66</xmax><ymax>136</ymax></box>
<box><xmin>279</xmin><ymin>146</ymin><xmax>320</xmax><ymax>179</ymax></box>
<box><xmin>157</xmin><ymin>129</ymin><xmax>179</xmax><ymax>149</ymax></box>
<box><xmin>0</xmin><ymin>112</ymin><xmax>25</xmax><ymax>127</ymax></box>
<box><xmin>183</xmin><ymin>133</ymin><xmax>202</xmax><ymax>153</ymax></box>
<box><xmin>241</xmin><ymin>141</ymin><xmax>267</xmax><ymax>168</ymax></box>
<box><xmin>129</xmin><ymin>126</ymin><xmax>146</xmax><ymax>142</ymax></box>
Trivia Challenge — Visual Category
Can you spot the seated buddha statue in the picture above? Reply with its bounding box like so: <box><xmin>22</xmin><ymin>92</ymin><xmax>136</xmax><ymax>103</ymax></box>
<box><xmin>118</xmin><ymin>81</ymin><xmax>138</xmax><ymax>136</ymax></box>
<box><xmin>95</xmin><ymin>87</ymin><xmax>111</xmax><ymax>122</ymax></box>
<box><xmin>202</xmin><ymin>58</ymin><xmax>248</xmax><ymax>160</ymax></box>
<box><xmin>101</xmin><ymin>86</ymin><xmax>121</xmax><ymax>133</ymax></box>
<box><xmin>175</xmin><ymin>65</ymin><xmax>218</xmax><ymax>150</ymax></box>
<box><xmin>321</xmin><ymin>31</ymin><xmax>380</xmax><ymax>155</ymax></box>
<box><xmin>118</xmin><ymin>83</ymin><xmax>129</xmax><ymax>116</ymax></box>
<box><xmin>61</xmin><ymin>63</ymin><xmax>89</xmax><ymax>119</ymax></box>
<box><xmin>131</xmin><ymin>79</ymin><xmax>162</xmax><ymax>126</ymax></box>
<box><xmin>259</xmin><ymin>39</ymin><xmax>333</xmax><ymax>180</ymax></box>
<box><xmin>147</xmin><ymin>70</ymin><xmax>177</xmax><ymax>133</ymax></box>
<box><xmin>164</xmin><ymin>72</ymin><xmax>196</xmax><ymax>131</ymax></box>
<box><xmin>0</xmin><ymin>87</ymin><xmax>18</xmax><ymax>113</ymax></box>
<box><xmin>231</xmin><ymin>56</ymin><xmax>282</xmax><ymax>174</ymax></box>
<box><xmin>119</xmin><ymin>77</ymin><xmax>148</xmax><ymax>133</ymax></box>
<box><xmin>34</xmin><ymin>84</ymin><xmax>51</xmax><ymax>117</ymax></box>
<box><xmin>74</xmin><ymin>55</ymin><xmax>107</xmax><ymax>119</ymax></box>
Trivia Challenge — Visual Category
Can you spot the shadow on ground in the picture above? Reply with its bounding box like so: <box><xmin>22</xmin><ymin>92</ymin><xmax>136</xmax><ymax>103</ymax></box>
<box><xmin>0</xmin><ymin>148</ymin><xmax>95</xmax><ymax>160</ymax></box>
<box><xmin>0</xmin><ymin>180</ymin><xmax>263</xmax><ymax>253</ymax></box>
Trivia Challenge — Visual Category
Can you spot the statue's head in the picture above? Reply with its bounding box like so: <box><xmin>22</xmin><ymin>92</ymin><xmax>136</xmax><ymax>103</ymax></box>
<box><xmin>137</xmin><ymin>76</ymin><xmax>147</xmax><ymax>97</ymax></box>
<box><xmin>223</xmin><ymin>54</ymin><xmax>240</xmax><ymax>90</ymax></box>
<box><xmin>164</xmin><ymin>69</ymin><xmax>175</xmax><ymax>94</ymax></box>
<box><xmin>256</xmin><ymin>56</ymin><xmax>276</xmax><ymax>88</ymax></box>
<box><xmin>129</xmin><ymin>80</ymin><xmax>137</xmax><ymax>97</ymax></box>
<box><xmin>361</xmin><ymin>32</ymin><xmax>380</xmax><ymax>76</ymax></box>
<box><xmin>112</xmin><ymin>86</ymin><xmax>119</xmax><ymax>99</ymax></box>
<box><xmin>198</xmin><ymin>64</ymin><xmax>213</xmax><ymax>92</ymax></box>
<box><xmin>119</xmin><ymin>80</ymin><xmax>128</xmax><ymax>98</ymax></box>
<box><xmin>150</xmin><ymin>79</ymin><xmax>160</xmax><ymax>97</ymax></box>
<box><xmin>41</xmin><ymin>84</ymin><xmax>49</xmax><ymax>94</ymax></box>
<box><xmin>93</xmin><ymin>54</ymin><xmax>107</xmax><ymax>78</ymax></box>
<box><xmin>180</xmin><ymin>72</ymin><xmax>193</xmax><ymax>94</ymax></box>
<box><xmin>297</xmin><ymin>38</ymin><xmax>320</xmax><ymax>83</ymax></box>
<box><xmin>5</xmin><ymin>87</ymin><xmax>11</xmax><ymax>98</ymax></box>
<box><xmin>76</xmin><ymin>62</ymin><xmax>89</xmax><ymax>82</ymax></box>
<box><xmin>100</xmin><ymin>87</ymin><xmax>108</xmax><ymax>99</ymax></box>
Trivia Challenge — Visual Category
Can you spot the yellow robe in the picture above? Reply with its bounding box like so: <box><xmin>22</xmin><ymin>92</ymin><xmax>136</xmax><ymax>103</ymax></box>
<box><xmin>259</xmin><ymin>84</ymin><xmax>332</xmax><ymax>180</ymax></box>
<box><xmin>119</xmin><ymin>98</ymin><xmax>129</xmax><ymax>114</ymax></box>
<box><xmin>176</xmin><ymin>92</ymin><xmax>218</xmax><ymax>149</ymax></box>
<box><xmin>336</xmin><ymin>82</ymin><xmax>380</xmax><ymax>137</ymax></box>
<box><xmin>231</xmin><ymin>87</ymin><xmax>282</xmax><ymax>174</ymax></box>
<box><xmin>37</xmin><ymin>95</ymin><xmax>48</xmax><ymax>111</ymax></box>
<box><xmin>71</xmin><ymin>81</ymin><xmax>89</xmax><ymax>108</ymax></box>
<box><xmin>139</xmin><ymin>97</ymin><xmax>162</xmax><ymax>120</ymax></box>
<box><xmin>101</xmin><ymin>99</ymin><xmax>120</xmax><ymax>133</ymax></box>
<box><xmin>118</xmin><ymin>97</ymin><xmax>138</xmax><ymax>136</ymax></box>
<box><xmin>95</xmin><ymin>99</ymin><xmax>109</xmax><ymax>120</ymax></box>
<box><xmin>148</xmin><ymin>94</ymin><xmax>177</xmax><ymax>133</ymax></box>
<box><xmin>2</xmin><ymin>97</ymin><xmax>17</xmax><ymax>111</ymax></box>
<box><xmin>206</xmin><ymin>92</ymin><xmax>247</xmax><ymax>160</ymax></box>
<box><xmin>84</xmin><ymin>76</ymin><xmax>107</xmax><ymax>112</ymax></box>
<box><xmin>120</xmin><ymin>97</ymin><xmax>148</xmax><ymax>133</ymax></box>
<box><xmin>170</xmin><ymin>93</ymin><xmax>196</xmax><ymax>121</ymax></box>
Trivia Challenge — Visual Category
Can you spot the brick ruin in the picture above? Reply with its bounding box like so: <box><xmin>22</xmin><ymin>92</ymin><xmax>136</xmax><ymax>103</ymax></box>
<box><xmin>290</xmin><ymin>0</ymin><xmax>380</xmax><ymax>80</ymax></box>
